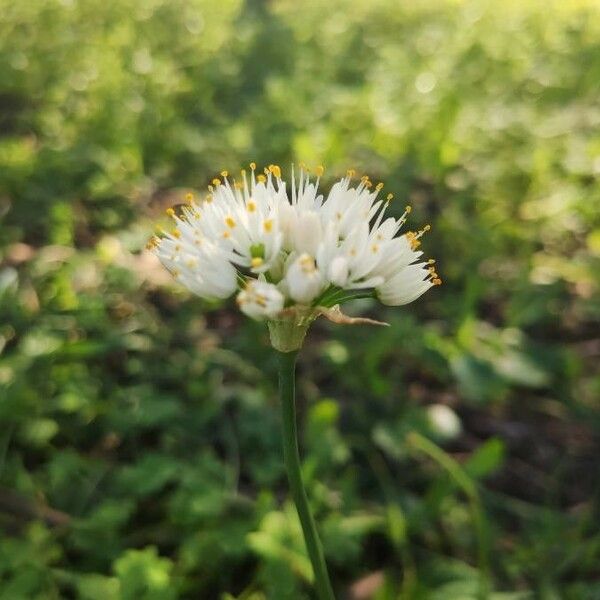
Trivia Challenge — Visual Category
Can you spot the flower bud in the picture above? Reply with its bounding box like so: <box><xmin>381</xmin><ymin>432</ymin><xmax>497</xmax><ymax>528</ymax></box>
<box><xmin>285</xmin><ymin>253</ymin><xmax>325</xmax><ymax>304</ymax></box>
<box><xmin>237</xmin><ymin>280</ymin><xmax>284</xmax><ymax>320</ymax></box>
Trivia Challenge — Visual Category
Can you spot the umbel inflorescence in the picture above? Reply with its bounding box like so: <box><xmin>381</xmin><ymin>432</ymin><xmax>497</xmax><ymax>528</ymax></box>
<box><xmin>148</xmin><ymin>163</ymin><xmax>440</xmax><ymax>348</ymax></box>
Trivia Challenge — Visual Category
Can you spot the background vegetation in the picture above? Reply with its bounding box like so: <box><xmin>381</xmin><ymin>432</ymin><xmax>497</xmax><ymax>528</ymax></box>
<box><xmin>1</xmin><ymin>0</ymin><xmax>599</xmax><ymax>598</ymax></box>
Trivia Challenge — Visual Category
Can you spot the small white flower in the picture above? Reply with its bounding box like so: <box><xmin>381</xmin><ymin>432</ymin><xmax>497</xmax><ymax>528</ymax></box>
<box><xmin>377</xmin><ymin>262</ymin><xmax>435</xmax><ymax>306</ymax></box>
<box><xmin>149</xmin><ymin>164</ymin><xmax>440</xmax><ymax>322</ymax></box>
<box><xmin>285</xmin><ymin>253</ymin><xmax>325</xmax><ymax>304</ymax></box>
<box><xmin>236</xmin><ymin>280</ymin><xmax>284</xmax><ymax>320</ymax></box>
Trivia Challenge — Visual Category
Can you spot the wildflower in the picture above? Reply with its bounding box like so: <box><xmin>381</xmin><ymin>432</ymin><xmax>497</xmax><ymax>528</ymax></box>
<box><xmin>151</xmin><ymin>164</ymin><xmax>442</xmax><ymax>600</ymax></box>
<box><xmin>151</xmin><ymin>164</ymin><xmax>440</xmax><ymax>349</ymax></box>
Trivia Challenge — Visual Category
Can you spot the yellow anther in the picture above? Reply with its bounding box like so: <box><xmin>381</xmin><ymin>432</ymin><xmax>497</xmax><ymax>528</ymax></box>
<box><xmin>365</xmin><ymin>180</ymin><xmax>373</xmax><ymax>188</ymax></box>
<box><xmin>371</xmin><ymin>244</ymin><xmax>379</xmax><ymax>253</ymax></box>
<box><xmin>257</xmin><ymin>174</ymin><xmax>266</xmax><ymax>183</ymax></box>
<box><xmin>220</xmin><ymin>170</ymin><xmax>228</xmax><ymax>177</ymax></box>
<box><xmin>315</xmin><ymin>165</ymin><xmax>324</xmax><ymax>177</ymax></box>
<box><xmin>387</xmin><ymin>193</ymin><xmax>394</xmax><ymax>202</ymax></box>
<box><xmin>212</xmin><ymin>178</ymin><xmax>221</xmax><ymax>186</ymax></box>
<box><xmin>225</xmin><ymin>216</ymin><xmax>236</xmax><ymax>228</ymax></box>
<box><xmin>172</xmin><ymin>229</ymin><xmax>181</xmax><ymax>239</ymax></box>
<box><xmin>269</xmin><ymin>164</ymin><xmax>282</xmax><ymax>178</ymax></box>
<box><xmin>405</xmin><ymin>205</ymin><xmax>411</xmax><ymax>213</ymax></box>
<box><xmin>250</xmin><ymin>162</ymin><xmax>256</xmax><ymax>170</ymax></box>
<box><xmin>428</xmin><ymin>258</ymin><xmax>436</xmax><ymax>264</ymax></box>
<box><xmin>376</xmin><ymin>182</ymin><xmax>384</xmax><ymax>191</ymax></box>
<box><xmin>166</xmin><ymin>207</ymin><xmax>175</xmax><ymax>217</ymax></box>
<box><xmin>263</xmin><ymin>219</ymin><xmax>273</xmax><ymax>233</ymax></box>
<box><xmin>361</xmin><ymin>175</ymin><xmax>370</xmax><ymax>182</ymax></box>
<box><xmin>234</xmin><ymin>181</ymin><xmax>243</xmax><ymax>190</ymax></box>
<box><xmin>299</xmin><ymin>255</ymin><xmax>316</xmax><ymax>272</ymax></box>
<box><xmin>185</xmin><ymin>192</ymin><xmax>194</xmax><ymax>203</ymax></box>
<box><xmin>247</xmin><ymin>201</ymin><xmax>256</xmax><ymax>213</ymax></box>
<box><xmin>433</xmin><ymin>278</ymin><xmax>442</xmax><ymax>285</ymax></box>
<box><xmin>205</xmin><ymin>194</ymin><xmax>213</xmax><ymax>203</ymax></box>
<box><xmin>251</xmin><ymin>257</ymin><xmax>264</xmax><ymax>268</ymax></box>
<box><xmin>347</xmin><ymin>168</ymin><xmax>356</xmax><ymax>178</ymax></box>
<box><xmin>222</xmin><ymin>231</ymin><xmax>231</xmax><ymax>239</ymax></box>
<box><xmin>424</xmin><ymin>224</ymin><xmax>431</xmax><ymax>231</ymax></box>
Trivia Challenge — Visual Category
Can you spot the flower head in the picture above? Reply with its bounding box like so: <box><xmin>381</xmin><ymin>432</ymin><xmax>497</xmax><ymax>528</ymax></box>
<box><xmin>150</xmin><ymin>164</ymin><xmax>440</xmax><ymax>347</ymax></box>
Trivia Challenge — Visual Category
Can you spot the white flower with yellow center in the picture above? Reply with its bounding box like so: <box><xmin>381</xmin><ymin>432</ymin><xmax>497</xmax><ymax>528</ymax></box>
<box><xmin>149</xmin><ymin>163</ymin><xmax>441</xmax><ymax>348</ymax></box>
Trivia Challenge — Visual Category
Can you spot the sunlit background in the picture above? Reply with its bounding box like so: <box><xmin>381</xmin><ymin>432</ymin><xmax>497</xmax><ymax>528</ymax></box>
<box><xmin>1</xmin><ymin>0</ymin><xmax>599</xmax><ymax>598</ymax></box>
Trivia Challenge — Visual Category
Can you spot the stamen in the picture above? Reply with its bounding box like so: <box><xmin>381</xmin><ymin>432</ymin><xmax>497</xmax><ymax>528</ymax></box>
<box><xmin>263</xmin><ymin>219</ymin><xmax>273</xmax><ymax>232</ymax></box>
<box><xmin>269</xmin><ymin>164</ymin><xmax>281</xmax><ymax>178</ymax></box>
<box><xmin>315</xmin><ymin>165</ymin><xmax>324</xmax><ymax>177</ymax></box>
<box><xmin>212</xmin><ymin>178</ymin><xmax>221</xmax><ymax>186</ymax></box>
<box><xmin>247</xmin><ymin>200</ymin><xmax>257</xmax><ymax>213</ymax></box>
<box><xmin>165</xmin><ymin>207</ymin><xmax>175</xmax><ymax>217</ymax></box>
<box><xmin>185</xmin><ymin>192</ymin><xmax>194</xmax><ymax>203</ymax></box>
<box><xmin>249</xmin><ymin>162</ymin><xmax>256</xmax><ymax>170</ymax></box>
<box><xmin>225</xmin><ymin>216</ymin><xmax>236</xmax><ymax>228</ymax></box>
<box><xmin>251</xmin><ymin>257</ymin><xmax>264</xmax><ymax>268</ymax></box>
<box><xmin>405</xmin><ymin>231</ymin><xmax>421</xmax><ymax>250</ymax></box>
<box><xmin>347</xmin><ymin>168</ymin><xmax>356</xmax><ymax>178</ymax></box>
<box><xmin>257</xmin><ymin>174</ymin><xmax>266</xmax><ymax>183</ymax></box>
<box><xmin>172</xmin><ymin>229</ymin><xmax>181</xmax><ymax>239</ymax></box>
<box><xmin>375</xmin><ymin>182</ymin><xmax>384</xmax><ymax>191</ymax></box>
<box><xmin>220</xmin><ymin>170</ymin><xmax>228</xmax><ymax>178</ymax></box>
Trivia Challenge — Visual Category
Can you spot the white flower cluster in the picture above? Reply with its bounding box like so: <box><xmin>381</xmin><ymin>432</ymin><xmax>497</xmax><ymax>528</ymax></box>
<box><xmin>149</xmin><ymin>164</ymin><xmax>441</xmax><ymax>320</ymax></box>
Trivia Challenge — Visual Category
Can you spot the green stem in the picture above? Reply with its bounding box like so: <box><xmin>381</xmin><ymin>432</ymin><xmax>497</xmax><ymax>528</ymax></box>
<box><xmin>277</xmin><ymin>350</ymin><xmax>335</xmax><ymax>600</ymax></box>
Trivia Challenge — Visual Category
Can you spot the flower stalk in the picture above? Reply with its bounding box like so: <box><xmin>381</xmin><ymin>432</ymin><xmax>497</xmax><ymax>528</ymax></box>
<box><xmin>277</xmin><ymin>349</ymin><xmax>335</xmax><ymax>600</ymax></box>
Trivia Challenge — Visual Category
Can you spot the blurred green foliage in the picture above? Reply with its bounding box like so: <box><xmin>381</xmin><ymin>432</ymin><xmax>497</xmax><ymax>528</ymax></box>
<box><xmin>1</xmin><ymin>0</ymin><xmax>599</xmax><ymax>598</ymax></box>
